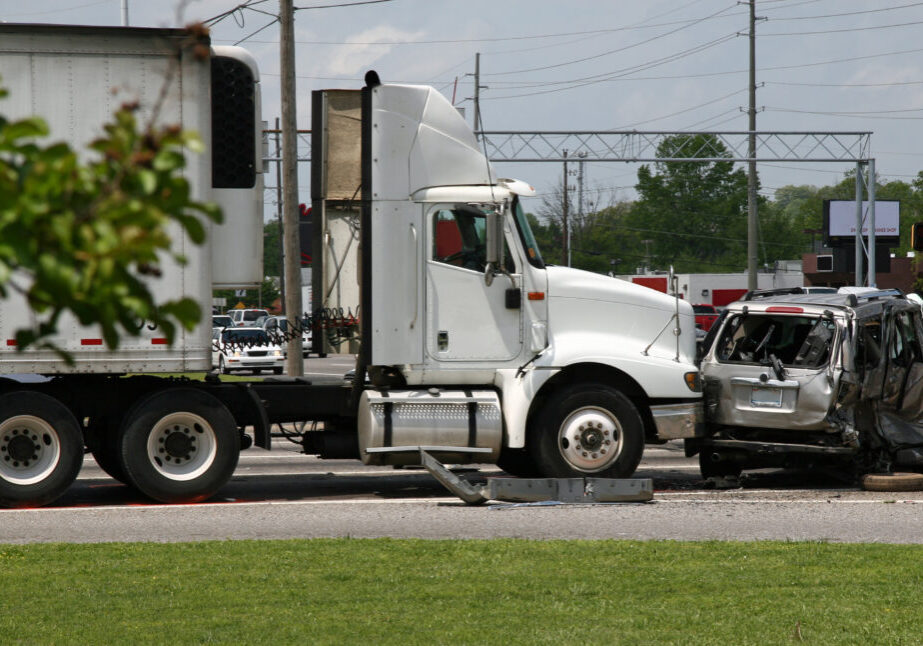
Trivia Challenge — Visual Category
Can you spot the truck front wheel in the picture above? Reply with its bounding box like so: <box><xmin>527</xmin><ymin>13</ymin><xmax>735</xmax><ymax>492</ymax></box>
<box><xmin>118</xmin><ymin>389</ymin><xmax>240</xmax><ymax>503</ymax></box>
<box><xmin>0</xmin><ymin>391</ymin><xmax>84</xmax><ymax>508</ymax></box>
<box><xmin>529</xmin><ymin>384</ymin><xmax>644</xmax><ymax>478</ymax></box>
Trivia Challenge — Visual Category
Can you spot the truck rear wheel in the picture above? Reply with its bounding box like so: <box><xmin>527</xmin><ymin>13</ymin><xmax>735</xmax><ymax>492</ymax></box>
<box><xmin>87</xmin><ymin>418</ymin><xmax>129</xmax><ymax>484</ymax></box>
<box><xmin>118</xmin><ymin>389</ymin><xmax>239</xmax><ymax>503</ymax></box>
<box><xmin>0</xmin><ymin>391</ymin><xmax>83</xmax><ymax>508</ymax></box>
<box><xmin>529</xmin><ymin>384</ymin><xmax>644</xmax><ymax>478</ymax></box>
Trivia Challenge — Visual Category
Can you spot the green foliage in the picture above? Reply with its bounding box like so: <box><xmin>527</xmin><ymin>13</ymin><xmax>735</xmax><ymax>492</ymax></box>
<box><xmin>631</xmin><ymin>134</ymin><xmax>751</xmax><ymax>273</ymax></box>
<box><xmin>0</xmin><ymin>89</ymin><xmax>220</xmax><ymax>353</ymax></box>
<box><xmin>2</xmin><ymin>539</ymin><xmax>923</xmax><ymax>644</ymax></box>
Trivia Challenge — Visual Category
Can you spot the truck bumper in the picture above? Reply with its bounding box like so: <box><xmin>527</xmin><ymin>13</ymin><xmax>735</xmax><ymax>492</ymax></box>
<box><xmin>650</xmin><ymin>401</ymin><xmax>705</xmax><ymax>440</ymax></box>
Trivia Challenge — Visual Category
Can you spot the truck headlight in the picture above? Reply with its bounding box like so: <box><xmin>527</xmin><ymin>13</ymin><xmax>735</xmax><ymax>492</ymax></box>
<box><xmin>684</xmin><ymin>371</ymin><xmax>702</xmax><ymax>392</ymax></box>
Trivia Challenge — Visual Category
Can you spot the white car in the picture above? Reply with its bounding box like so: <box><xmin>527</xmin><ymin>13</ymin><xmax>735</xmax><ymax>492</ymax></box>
<box><xmin>228</xmin><ymin>308</ymin><xmax>269</xmax><ymax>327</ymax></box>
<box><xmin>253</xmin><ymin>315</ymin><xmax>313</xmax><ymax>357</ymax></box>
<box><xmin>212</xmin><ymin>326</ymin><xmax>285</xmax><ymax>375</ymax></box>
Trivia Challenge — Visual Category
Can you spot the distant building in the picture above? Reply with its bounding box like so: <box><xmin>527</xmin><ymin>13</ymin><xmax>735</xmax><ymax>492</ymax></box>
<box><xmin>618</xmin><ymin>261</ymin><xmax>803</xmax><ymax>306</ymax></box>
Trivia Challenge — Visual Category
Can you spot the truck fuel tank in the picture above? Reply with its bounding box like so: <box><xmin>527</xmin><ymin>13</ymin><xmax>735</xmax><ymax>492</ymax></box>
<box><xmin>358</xmin><ymin>389</ymin><xmax>502</xmax><ymax>466</ymax></box>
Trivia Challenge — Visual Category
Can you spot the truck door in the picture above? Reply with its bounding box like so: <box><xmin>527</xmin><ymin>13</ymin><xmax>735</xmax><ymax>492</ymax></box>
<box><xmin>425</xmin><ymin>204</ymin><xmax>523</xmax><ymax>362</ymax></box>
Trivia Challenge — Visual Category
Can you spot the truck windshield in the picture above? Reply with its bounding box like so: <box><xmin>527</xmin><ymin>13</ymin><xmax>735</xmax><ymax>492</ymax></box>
<box><xmin>512</xmin><ymin>198</ymin><xmax>545</xmax><ymax>269</ymax></box>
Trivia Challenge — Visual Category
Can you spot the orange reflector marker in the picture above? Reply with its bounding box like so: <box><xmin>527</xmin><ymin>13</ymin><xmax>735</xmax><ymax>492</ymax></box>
<box><xmin>527</xmin><ymin>292</ymin><xmax>545</xmax><ymax>301</ymax></box>
<box><xmin>765</xmin><ymin>306</ymin><xmax>804</xmax><ymax>313</ymax></box>
<box><xmin>684</xmin><ymin>371</ymin><xmax>702</xmax><ymax>392</ymax></box>
<box><xmin>80</xmin><ymin>338</ymin><xmax>103</xmax><ymax>346</ymax></box>
<box><xmin>151</xmin><ymin>338</ymin><xmax>168</xmax><ymax>345</ymax></box>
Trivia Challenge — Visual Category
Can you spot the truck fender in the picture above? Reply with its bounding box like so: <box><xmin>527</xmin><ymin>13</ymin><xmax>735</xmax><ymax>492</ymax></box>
<box><xmin>494</xmin><ymin>367</ymin><xmax>558</xmax><ymax>448</ymax></box>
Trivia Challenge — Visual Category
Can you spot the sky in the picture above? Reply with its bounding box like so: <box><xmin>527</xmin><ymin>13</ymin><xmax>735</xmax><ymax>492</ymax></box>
<box><xmin>3</xmin><ymin>0</ymin><xmax>923</xmax><ymax>220</ymax></box>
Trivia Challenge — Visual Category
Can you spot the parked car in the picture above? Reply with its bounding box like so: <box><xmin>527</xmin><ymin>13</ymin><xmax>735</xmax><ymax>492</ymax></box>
<box><xmin>228</xmin><ymin>308</ymin><xmax>269</xmax><ymax>327</ymax></box>
<box><xmin>692</xmin><ymin>304</ymin><xmax>719</xmax><ymax>332</ymax></box>
<box><xmin>690</xmin><ymin>287</ymin><xmax>923</xmax><ymax>480</ymax></box>
<box><xmin>212</xmin><ymin>314</ymin><xmax>233</xmax><ymax>328</ymax></box>
<box><xmin>212</xmin><ymin>326</ymin><xmax>284</xmax><ymax>375</ymax></box>
<box><xmin>252</xmin><ymin>315</ymin><xmax>313</xmax><ymax>357</ymax></box>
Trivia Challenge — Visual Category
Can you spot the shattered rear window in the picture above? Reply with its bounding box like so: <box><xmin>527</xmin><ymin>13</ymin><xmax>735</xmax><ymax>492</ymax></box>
<box><xmin>714</xmin><ymin>314</ymin><xmax>835</xmax><ymax>368</ymax></box>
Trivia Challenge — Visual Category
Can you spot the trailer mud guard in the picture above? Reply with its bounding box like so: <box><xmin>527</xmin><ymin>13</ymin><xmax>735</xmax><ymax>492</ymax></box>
<box><xmin>242</xmin><ymin>383</ymin><xmax>272</xmax><ymax>449</ymax></box>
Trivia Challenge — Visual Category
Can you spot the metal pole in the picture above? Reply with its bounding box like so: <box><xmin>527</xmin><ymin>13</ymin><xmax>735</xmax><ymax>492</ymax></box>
<box><xmin>275</xmin><ymin>118</ymin><xmax>286</xmax><ymax>309</ymax></box>
<box><xmin>474</xmin><ymin>53</ymin><xmax>481</xmax><ymax>138</ymax></box>
<box><xmin>280</xmin><ymin>0</ymin><xmax>304</xmax><ymax>375</ymax></box>
<box><xmin>868</xmin><ymin>158</ymin><xmax>877</xmax><ymax>288</ymax></box>
<box><xmin>562</xmin><ymin>150</ymin><xmax>570</xmax><ymax>266</ymax></box>
<box><xmin>855</xmin><ymin>162</ymin><xmax>864</xmax><ymax>286</ymax></box>
<box><xmin>121</xmin><ymin>0</ymin><xmax>129</xmax><ymax>26</ymax></box>
<box><xmin>746</xmin><ymin>0</ymin><xmax>758</xmax><ymax>291</ymax></box>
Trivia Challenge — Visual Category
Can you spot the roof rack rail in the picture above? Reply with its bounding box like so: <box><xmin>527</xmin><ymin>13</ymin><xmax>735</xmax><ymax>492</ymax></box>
<box><xmin>741</xmin><ymin>287</ymin><xmax>805</xmax><ymax>302</ymax></box>
<box><xmin>838</xmin><ymin>289</ymin><xmax>903</xmax><ymax>307</ymax></box>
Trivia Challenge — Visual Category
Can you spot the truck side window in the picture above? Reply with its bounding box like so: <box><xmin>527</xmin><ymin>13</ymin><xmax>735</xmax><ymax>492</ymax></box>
<box><xmin>432</xmin><ymin>208</ymin><xmax>487</xmax><ymax>272</ymax></box>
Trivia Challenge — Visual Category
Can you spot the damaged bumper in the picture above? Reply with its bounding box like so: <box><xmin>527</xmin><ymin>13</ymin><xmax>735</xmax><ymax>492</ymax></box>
<box><xmin>651</xmin><ymin>401</ymin><xmax>705</xmax><ymax>440</ymax></box>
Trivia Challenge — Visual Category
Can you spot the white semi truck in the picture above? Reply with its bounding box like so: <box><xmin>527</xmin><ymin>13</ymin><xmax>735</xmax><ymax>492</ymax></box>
<box><xmin>0</xmin><ymin>25</ymin><xmax>703</xmax><ymax>508</ymax></box>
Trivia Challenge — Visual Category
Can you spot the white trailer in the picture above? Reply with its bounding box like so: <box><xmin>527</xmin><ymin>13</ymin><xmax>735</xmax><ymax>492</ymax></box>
<box><xmin>0</xmin><ymin>26</ymin><xmax>704</xmax><ymax>508</ymax></box>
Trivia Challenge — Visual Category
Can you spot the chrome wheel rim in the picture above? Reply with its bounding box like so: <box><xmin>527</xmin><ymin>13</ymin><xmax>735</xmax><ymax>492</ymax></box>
<box><xmin>557</xmin><ymin>406</ymin><xmax>623</xmax><ymax>472</ymax></box>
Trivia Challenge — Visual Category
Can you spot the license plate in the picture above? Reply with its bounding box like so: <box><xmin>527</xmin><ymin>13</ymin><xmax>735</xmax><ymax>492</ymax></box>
<box><xmin>751</xmin><ymin>386</ymin><xmax>783</xmax><ymax>408</ymax></box>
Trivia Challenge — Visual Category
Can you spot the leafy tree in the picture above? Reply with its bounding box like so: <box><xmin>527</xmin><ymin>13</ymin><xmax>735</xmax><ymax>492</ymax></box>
<box><xmin>0</xmin><ymin>88</ymin><xmax>219</xmax><ymax>353</ymax></box>
<box><xmin>630</xmin><ymin>134</ymin><xmax>750</xmax><ymax>273</ymax></box>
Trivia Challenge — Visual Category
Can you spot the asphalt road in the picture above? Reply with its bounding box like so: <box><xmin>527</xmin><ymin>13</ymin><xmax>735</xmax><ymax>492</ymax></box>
<box><xmin>2</xmin><ymin>354</ymin><xmax>923</xmax><ymax>544</ymax></box>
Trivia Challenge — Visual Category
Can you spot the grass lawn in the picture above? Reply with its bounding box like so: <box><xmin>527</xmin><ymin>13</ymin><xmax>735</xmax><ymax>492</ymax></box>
<box><xmin>1</xmin><ymin>539</ymin><xmax>921</xmax><ymax>645</ymax></box>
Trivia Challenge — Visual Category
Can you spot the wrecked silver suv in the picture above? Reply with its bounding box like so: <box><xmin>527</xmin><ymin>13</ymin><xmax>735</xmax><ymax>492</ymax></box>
<box><xmin>688</xmin><ymin>288</ymin><xmax>923</xmax><ymax>479</ymax></box>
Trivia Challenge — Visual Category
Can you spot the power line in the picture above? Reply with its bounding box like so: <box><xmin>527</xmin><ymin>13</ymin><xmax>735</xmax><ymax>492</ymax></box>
<box><xmin>613</xmin><ymin>88</ymin><xmax>747</xmax><ymax>129</ymax></box>
<box><xmin>482</xmin><ymin>32</ymin><xmax>739</xmax><ymax>100</ymax></box>
<box><xmin>769</xmin><ymin>1</ymin><xmax>923</xmax><ymax>21</ymax></box>
<box><xmin>768</xmin><ymin>79</ymin><xmax>923</xmax><ymax>88</ymax></box>
<box><xmin>763</xmin><ymin>19</ymin><xmax>923</xmax><ymax>36</ymax></box>
<box><xmin>481</xmin><ymin>2</ymin><xmax>740</xmax><ymax>77</ymax></box>
<box><xmin>764</xmin><ymin>106</ymin><xmax>923</xmax><ymax>120</ymax></box>
<box><xmin>294</xmin><ymin>0</ymin><xmax>394</xmax><ymax>9</ymax></box>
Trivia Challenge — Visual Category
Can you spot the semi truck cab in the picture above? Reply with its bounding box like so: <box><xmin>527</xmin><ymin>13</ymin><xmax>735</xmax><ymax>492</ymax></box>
<box><xmin>315</xmin><ymin>78</ymin><xmax>704</xmax><ymax>478</ymax></box>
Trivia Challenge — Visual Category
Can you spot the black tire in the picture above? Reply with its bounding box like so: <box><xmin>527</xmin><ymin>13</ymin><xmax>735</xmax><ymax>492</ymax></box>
<box><xmin>86</xmin><ymin>417</ymin><xmax>129</xmax><ymax>484</ymax></box>
<box><xmin>0</xmin><ymin>391</ymin><xmax>84</xmax><ymax>508</ymax></box>
<box><xmin>528</xmin><ymin>384</ymin><xmax>644</xmax><ymax>478</ymax></box>
<box><xmin>118</xmin><ymin>388</ymin><xmax>240</xmax><ymax>503</ymax></box>
<box><xmin>698</xmin><ymin>449</ymin><xmax>743</xmax><ymax>479</ymax></box>
<box><xmin>496</xmin><ymin>449</ymin><xmax>543</xmax><ymax>478</ymax></box>
<box><xmin>272</xmin><ymin>367</ymin><xmax>283</xmax><ymax>375</ymax></box>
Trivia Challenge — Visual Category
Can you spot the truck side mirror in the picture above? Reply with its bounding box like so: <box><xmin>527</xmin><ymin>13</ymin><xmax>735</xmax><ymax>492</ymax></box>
<box><xmin>485</xmin><ymin>210</ymin><xmax>502</xmax><ymax>266</ymax></box>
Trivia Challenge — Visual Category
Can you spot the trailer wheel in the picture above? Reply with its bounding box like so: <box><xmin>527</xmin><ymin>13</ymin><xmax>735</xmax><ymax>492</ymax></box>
<box><xmin>87</xmin><ymin>418</ymin><xmax>128</xmax><ymax>484</ymax></box>
<box><xmin>118</xmin><ymin>389</ymin><xmax>239</xmax><ymax>503</ymax></box>
<box><xmin>529</xmin><ymin>384</ymin><xmax>644</xmax><ymax>478</ymax></box>
<box><xmin>0</xmin><ymin>392</ymin><xmax>83</xmax><ymax>508</ymax></box>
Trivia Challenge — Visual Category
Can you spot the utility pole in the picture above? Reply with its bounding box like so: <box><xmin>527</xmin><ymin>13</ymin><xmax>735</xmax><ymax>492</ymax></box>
<box><xmin>746</xmin><ymin>0</ymin><xmax>759</xmax><ymax>290</ymax></box>
<box><xmin>280</xmin><ymin>0</ymin><xmax>304</xmax><ymax>375</ymax></box>
<box><xmin>274</xmin><ymin>118</ymin><xmax>286</xmax><ymax>308</ymax></box>
<box><xmin>473</xmin><ymin>52</ymin><xmax>481</xmax><ymax>138</ymax></box>
<box><xmin>562</xmin><ymin>150</ymin><xmax>570</xmax><ymax>266</ymax></box>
